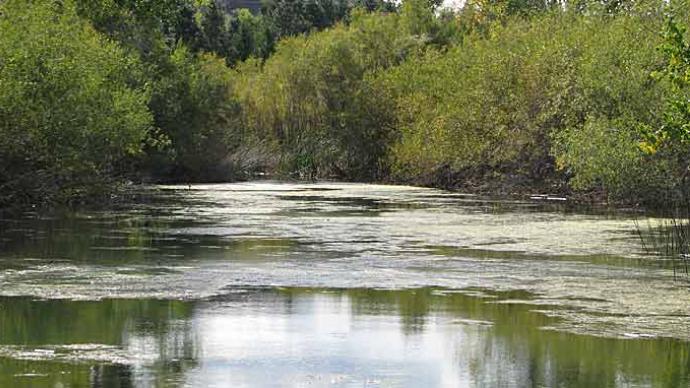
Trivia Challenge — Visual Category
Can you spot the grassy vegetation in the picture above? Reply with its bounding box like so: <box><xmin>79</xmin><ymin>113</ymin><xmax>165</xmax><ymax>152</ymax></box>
<box><xmin>2</xmin><ymin>0</ymin><xmax>690</xmax><ymax>207</ymax></box>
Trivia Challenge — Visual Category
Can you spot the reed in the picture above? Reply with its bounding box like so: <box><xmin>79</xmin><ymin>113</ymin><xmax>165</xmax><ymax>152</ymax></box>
<box><xmin>635</xmin><ymin>205</ymin><xmax>690</xmax><ymax>281</ymax></box>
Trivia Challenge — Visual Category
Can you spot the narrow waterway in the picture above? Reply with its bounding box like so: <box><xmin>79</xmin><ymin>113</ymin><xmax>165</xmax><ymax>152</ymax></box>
<box><xmin>0</xmin><ymin>182</ymin><xmax>688</xmax><ymax>387</ymax></box>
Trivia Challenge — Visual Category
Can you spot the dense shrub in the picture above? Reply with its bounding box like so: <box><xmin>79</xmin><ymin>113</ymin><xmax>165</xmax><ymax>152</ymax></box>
<box><xmin>147</xmin><ymin>46</ymin><xmax>242</xmax><ymax>182</ymax></box>
<box><xmin>4</xmin><ymin>0</ymin><xmax>690</xmax><ymax>207</ymax></box>
<box><xmin>235</xmin><ymin>8</ymin><xmax>428</xmax><ymax>179</ymax></box>
<box><xmin>374</xmin><ymin>10</ymin><xmax>672</xmax><ymax>199</ymax></box>
<box><xmin>0</xmin><ymin>0</ymin><xmax>152</xmax><ymax>205</ymax></box>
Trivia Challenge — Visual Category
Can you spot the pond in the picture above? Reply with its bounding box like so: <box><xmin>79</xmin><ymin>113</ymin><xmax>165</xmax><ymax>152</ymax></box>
<box><xmin>0</xmin><ymin>182</ymin><xmax>688</xmax><ymax>387</ymax></box>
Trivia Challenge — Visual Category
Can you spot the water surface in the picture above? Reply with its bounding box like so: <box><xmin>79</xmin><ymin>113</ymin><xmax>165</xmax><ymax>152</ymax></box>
<box><xmin>0</xmin><ymin>182</ymin><xmax>688</xmax><ymax>387</ymax></box>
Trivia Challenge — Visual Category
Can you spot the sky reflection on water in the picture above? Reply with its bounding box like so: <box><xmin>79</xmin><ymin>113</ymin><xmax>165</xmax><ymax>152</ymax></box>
<box><xmin>0</xmin><ymin>182</ymin><xmax>689</xmax><ymax>386</ymax></box>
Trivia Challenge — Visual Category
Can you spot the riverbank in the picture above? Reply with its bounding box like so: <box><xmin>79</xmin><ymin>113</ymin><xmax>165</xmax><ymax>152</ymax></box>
<box><xmin>3</xmin><ymin>1</ymin><xmax>688</xmax><ymax>211</ymax></box>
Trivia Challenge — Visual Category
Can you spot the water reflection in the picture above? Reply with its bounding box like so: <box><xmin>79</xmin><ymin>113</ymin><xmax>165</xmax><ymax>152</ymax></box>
<box><xmin>1</xmin><ymin>182</ymin><xmax>690</xmax><ymax>386</ymax></box>
<box><xmin>0</xmin><ymin>298</ymin><xmax>198</xmax><ymax>387</ymax></box>
<box><xmin>0</xmin><ymin>287</ymin><xmax>688</xmax><ymax>387</ymax></box>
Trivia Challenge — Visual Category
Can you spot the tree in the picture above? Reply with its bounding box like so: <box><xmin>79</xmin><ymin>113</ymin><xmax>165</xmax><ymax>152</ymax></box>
<box><xmin>0</xmin><ymin>0</ymin><xmax>152</xmax><ymax>205</ymax></box>
<box><xmin>262</xmin><ymin>0</ymin><xmax>350</xmax><ymax>37</ymax></box>
<box><xmin>647</xmin><ymin>15</ymin><xmax>690</xmax><ymax>147</ymax></box>
<box><xmin>197</xmin><ymin>1</ymin><xmax>234</xmax><ymax>60</ymax></box>
<box><xmin>229</xmin><ymin>9</ymin><xmax>275</xmax><ymax>61</ymax></box>
<box><xmin>147</xmin><ymin>46</ymin><xmax>242</xmax><ymax>181</ymax></box>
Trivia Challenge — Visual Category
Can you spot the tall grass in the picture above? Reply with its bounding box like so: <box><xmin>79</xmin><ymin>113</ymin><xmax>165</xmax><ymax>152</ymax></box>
<box><xmin>635</xmin><ymin>204</ymin><xmax>690</xmax><ymax>281</ymax></box>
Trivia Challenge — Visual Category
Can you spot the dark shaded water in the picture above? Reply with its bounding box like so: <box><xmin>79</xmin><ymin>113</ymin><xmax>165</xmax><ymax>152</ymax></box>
<box><xmin>0</xmin><ymin>182</ymin><xmax>688</xmax><ymax>387</ymax></box>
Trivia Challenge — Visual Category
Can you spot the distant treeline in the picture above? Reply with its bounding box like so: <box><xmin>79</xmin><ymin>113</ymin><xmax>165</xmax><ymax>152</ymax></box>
<box><xmin>1</xmin><ymin>0</ymin><xmax>690</xmax><ymax>207</ymax></box>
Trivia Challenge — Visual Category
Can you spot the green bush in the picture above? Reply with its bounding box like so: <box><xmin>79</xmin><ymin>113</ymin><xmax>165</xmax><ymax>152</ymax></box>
<box><xmin>235</xmin><ymin>9</ymin><xmax>425</xmax><ymax>179</ymax></box>
<box><xmin>554</xmin><ymin>117</ymin><xmax>674</xmax><ymax>200</ymax></box>
<box><xmin>377</xmin><ymin>13</ymin><xmax>587</xmax><ymax>183</ymax></box>
<box><xmin>370</xmin><ymin>9</ymin><xmax>672</xmax><ymax>200</ymax></box>
<box><xmin>0</xmin><ymin>0</ymin><xmax>152</xmax><ymax>205</ymax></box>
<box><xmin>2</xmin><ymin>0</ymin><xmax>687</xmax><ymax>207</ymax></box>
<box><xmin>147</xmin><ymin>46</ymin><xmax>242</xmax><ymax>182</ymax></box>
